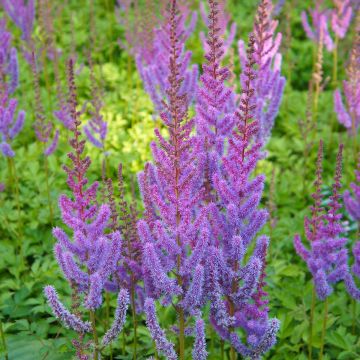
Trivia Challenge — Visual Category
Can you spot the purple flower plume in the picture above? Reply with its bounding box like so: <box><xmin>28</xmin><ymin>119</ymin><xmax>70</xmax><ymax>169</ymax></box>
<box><xmin>102</xmin><ymin>289</ymin><xmax>129</xmax><ymax>346</ymax></box>
<box><xmin>44</xmin><ymin>286</ymin><xmax>91</xmax><ymax>333</ymax></box>
<box><xmin>301</xmin><ymin>1</ymin><xmax>335</xmax><ymax>51</ymax></box>
<box><xmin>294</xmin><ymin>142</ymin><xmax>352</xmax><ymax>300</ymax></box>
<box><xmin>1</xmin><ymin>0</ymin><xmax>35</xmax><ymax>42</ymax></box>
<box><xmin>205</xmin><ymin>24</ymin><xmax>278</xmax><ymax>356</ymax></box>
<box><xmin>334</xmin><ymin>20</ymin><xmax>360</xmax><ymax>135</ymax></box>
<box><xmin>238</xmin><ymin>0</ymin><xmax>285</xmax><ymax>143</ymax></box>
<box><xmin>331</xmin><ymin>0</ymin><xmax>352</xmax><ymax>39</ymax></box>
<box><xmin>44</xmin><ymin>60</ymin><xmax>127</xmax><ymax>351</ymax></box>
<box><xmin>138</xmin><ymin>1</ymin><xmax>208</xmax><ymax>356</ymax></box>
<box><xmin>145</xmin><ymin>298</ymin><xmax>177</xmax><ymax>360</ymax></box>
<box><xmin>135</xmin><ymin>0</ymin><xmax>198</xmax><ymax>115</ymax></box>
<box><xmin>344</xmin><ymin>154</ymin><xmax>360</xmax><ymax>221</ymax></box>
<box><xmin>192</xmin><ymin>317</ymin><xmax>207</xmax><ymax>360</ymax></box>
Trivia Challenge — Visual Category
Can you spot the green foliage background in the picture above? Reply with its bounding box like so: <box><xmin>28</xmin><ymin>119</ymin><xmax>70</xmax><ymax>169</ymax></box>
<box><xmin>0</xmin><ymin>0</ymin><xmax>359</xmax><ymax>359</ymax></box>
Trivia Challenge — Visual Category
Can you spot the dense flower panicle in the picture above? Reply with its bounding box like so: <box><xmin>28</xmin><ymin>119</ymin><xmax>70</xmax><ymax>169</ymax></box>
<box><xmin>238</xmin><ymin>0</ymin><xmax>285</xmax><ymax>143</ymax></box>
<box><xmin>44</xmin><ymin>59</ymin><xmax>127</xmax><ymax>351</ymax></box>
<box><xmin>135</xmin><ymin>1</ymin><xmax>198</xmax><ymax>115</ymax></box>
<box><xmin>192</xmin><ymin>317</ymin><xmax>207</xmax><ymax>360</ymax></box>
<box><xmin>205</xmin><ymin>31</ymin><xmax>278</xmax><ymax>357</ymax></box>
<box><xmin>138</xmin><ymin>0</ymin><xmax>208</xmax><ymax>356</ymax></box>
<box><xmin>1</xmin><ymin>0</ymin><xmax>35</xmax><ymax>42</ymax></box>
<box><xmin>294</xmin><ymin>143</ymin><xmax>352</xmax><ymax>300</ymax></box>
<box><xmin>331</xmin><ymin>0</ymin><xmax>352</xmax><ymax>39</ymax></box>
<box><xmin>199</xmin><ymin>0</ymin><xmax>237</xmax><ymax>61</ymax></box>
<box><xmin>344</xmin><ymin>154</ymin><xmax>360</xmax><ymax>221</ymax></box>
<box><xmin>83</xmin><ymin>53</ymin><xmax>107</xmax><ymax>149</ymax></box>
<box><xmin>196</xmin><ymin>0</ymin><xmax>236</xmax><ymax>202</ymax></box>
<box><xmin>334</xmin><ymin>15</ymin><xmax>360</xmax><ymax>135</ymax></box>
<box><xmin>301</xmin><ymin>1</ymin><xmax>334</xmax><ymax>51</ymax></box>
<box><xmin>0</xmin><ymin>20</ymin><xmax>24</xmax><ymax>157</ymax></box>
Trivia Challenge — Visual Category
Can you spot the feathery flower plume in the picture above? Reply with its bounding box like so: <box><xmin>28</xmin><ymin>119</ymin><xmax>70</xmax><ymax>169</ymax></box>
<box><xmin>207</xmin><ymin>31</ymin><xmax>279</xmax><ymax>358</ymax></box>
<box><xmin>331</xmin><ymin>0</ymin><xmax>352</xmax><ymax>39</ymax></box>
<box><xmin>0</xmin><ymin>20</ymin><xmax>24</xmax><ymax>157</ymax></box>
<box><xmin>135</xmin><ymin>0</ymin><xmax>198</xmax><ymax>115</ymax></box>
<box><xmin>294</xmin><ymin>142</ymin><xmax>350</xmax><ymax>300</ymax></box>
<box><xmin>83</xmin><ymin>52</ymin><xmax>107</xmax><ymax>149</ymax></box>
<box><xmin>344</xmin><ymin>154</ymin><xmax>360</xmax><ymax>221</ymax></box>
<box><xmin>199</xmin><ymin>0</ymin><xmax>237</xmax><ymax>61</ymax></box>
<box><xmin>301</xmin><ymin>0</ymin><xmax>334</xmax><ymax>52</ymax></box>
<box><xmin>333</xmin><ymin>14</ymin><xmax>360</xmax><ymax>135</ymax></box>
<box><xmin>1</xmin><ymin>0</ymin><xmax>35</xmax><ymax>42</ymax></box>
<box><xmin>44</xmin><ymin>59</ymin><xmax>128</xmax><ymax>357</ymax></box>
<box><xmin>238</xmin><ymin>0</ymin><xmax>285</xmax><ymax>143</ymax></box>
<box><xmin>138</xmin><ymin>1</ymin><xmax>208</xmax><ymax>358</ymax></box>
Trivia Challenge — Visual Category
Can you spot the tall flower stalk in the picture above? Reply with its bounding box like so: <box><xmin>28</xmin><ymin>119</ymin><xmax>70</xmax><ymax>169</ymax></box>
<box><xmin>44</xmin><ymin>59</ymin><xmax>129</xmax><ymax>360</ymax></box>
<box><xmin>137</xmin><ymin>2</ymin><xmax>208</xmax><ymax>359</ymax></box>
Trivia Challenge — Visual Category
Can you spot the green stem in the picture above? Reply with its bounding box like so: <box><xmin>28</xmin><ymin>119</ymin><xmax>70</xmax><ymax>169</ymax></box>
<box><xmin>319</xmin><ymin>298</ymin><xmax>328</xmax><ymax>360</ymax></box>
<box><xmin>220</xmin><ymin>340</ymin><xmax>224</xmax><ymax>360</ymax></box>
<box><xmin>130</xmin><ymin>282</ymin><xmax>137</xmax><ymax>360</ymax></box>
<box><xmin>122</xmin><ymin>330</ymin><xmax>126</xmax><ymax>355</ymax></box>
<box><xmin>0</xmin><ymin>320</ymin><xmax>8</xmax><ymax>360</ymax></box>
<box><xmin>105</xmin><ymin>293</ymin><xmax>112</xmax><ymax>360</ymax></box>
<box><xmin>332</xmin><ymin>36</ymin><xmax>338</xmax><ymax>88</ymax></box>
<box><xmin>308</xmin><ymin>286</ymin><xmax>316</xmax><ymax>360</ymax></box>
<box><xmin>43</xmin><ymin>152</ymin><xmax>54</xmax><ymax>224</ymax></box>
<box><xmin>352</xmin><ymin>298</ymin><xmax>357</xmax><ymax>335</ymax></box>
<box><xmin>90</xmin><ymin>311</ymin><xmax>99</xmax><ymax>360</ymax></box>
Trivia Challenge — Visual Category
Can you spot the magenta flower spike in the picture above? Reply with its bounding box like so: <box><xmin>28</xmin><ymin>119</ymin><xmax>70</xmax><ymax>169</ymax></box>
<box><xmin>205</xmin><ymin>28</ymin><xmax>279</xmax><ymax>357</ymax></box>
<box><xmin>135</xmin><ymin>1</ymin><xmax>198</xmax><ymax>116</ymax></box>
<box><xmin>199</xmin><ymin>0</ymin><xmax>237</xmax><ymax>61</ymax></box>
<box><xmin>1</xmin><ymin>0</ymin><xmax>35</xmax><ymax>42</ymax></box>
<box><xmin>301</xmin><ymin>1</ymin><xmax>335</xmax><ymax>51</ymax></box>
<box><xmin>344</xmin><ymin>154</ymin><xmax>360</xmax><ymax>221</ymax></box>
<box><xmin>44</xmin><ymin>59</ymin><xmax>129</xmax><ymax>356</ymax></box>
<box><xmin>238</xmin><ymin>0</ymin><xmax>285</xmax><ymax>143</ymax></box>
<box><xmin>137</xmin><ymin>1</ymin><xmax>209</xmax><ymax>357</ymax></box>
<box><xmin>333</xmin><ymin>21</ymin><xmax>360</xmax><ymax>135</ymax></box>
<box><xmin>0</xmin><ymin>20</ymin><xmax>24</xmax><ymax>157</ymax></box>
<box><xmin>294</xmin><ymin>142</ymin><xmax>353</xmax><ymax>300</ymax></box>
<box><xmin>331</xmin><ymin>0</ymin><xmax>352</xmax><ymax>39</ymax></box>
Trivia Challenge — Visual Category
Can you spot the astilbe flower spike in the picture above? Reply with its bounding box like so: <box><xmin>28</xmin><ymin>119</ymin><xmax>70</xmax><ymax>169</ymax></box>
<box><xmin>207</xmin><ymin>32</ymin><xmax>279</xmax><ymax>358</ymax></box>
<box><xmin>83</xmin><ymin>53</ymin><xmax>107</xmax><ymax>149</ymax></box>
<box><xmin>199</xmin><ymin>0</ymin><xmax>237</xmax><ymax>61</ymax></box>
<box><xmin>301</xmin><ymin>0</ymin><xmax>335</xmax><ymax>52</ymax></box>
<box><xmin>135</xmin><ymin>0</ymin><xmax>198</xmax><ymax>116</ymax></box>
<box><xmin>333</xmin><ymin>14</ymin><xmax>360</xmax><ymax>135</ymax></box>
<box><xmin>294</xmin><ymin>142</ymin><xmax>351</xmax><ymax>300</ymax></box>
<box><xmin>1</xmin><ymin>0</ymin><xmax>35</xmax><ymax>42</ymax></box>
<box><xmin>331</xmin><ymin>0</ymin><xmax>353</xmax><ymax>39</ymax></box>
<box><xmin>0</xmin><ymin>20</ymin><xmax>24</xmax><ymax>158</ymax></box>
<box><xmin>138</xmin><ymin>1</ymin><xmax>208</xmax><ymax>358</ymax></box>
<box><xmin>196</xmin><ymin>0</ymin><xmax>236</xmax><ymax>203</ymax></box>
<box><xmin>44</xmin><ymin>59</ymin><xmax>129</xmax><ymax>358</ymax></box>
<box><xmin>238</xmin><ymin>0</ymin><xmax>285</xmax><ymax>143</ymax></box>
<box><xmin>344</xmin><ymin>153</ymin><xmax>360</xmax><ymax>221</ymax></box>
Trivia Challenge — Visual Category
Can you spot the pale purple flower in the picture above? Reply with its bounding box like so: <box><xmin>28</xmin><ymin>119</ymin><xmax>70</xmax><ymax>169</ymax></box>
<box><xmin>344</xmin><ymin>154</ymin><xmax>360</xmax><ymax>221</ymax></box>
<box><xmin>331</xmin><ymin>0</ymin><xmax>352</xmax><ymax>39</ymax></box>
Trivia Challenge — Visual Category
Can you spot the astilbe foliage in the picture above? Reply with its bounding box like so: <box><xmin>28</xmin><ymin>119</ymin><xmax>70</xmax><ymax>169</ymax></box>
<box><xmin>0</xmin><ymin>19</ymin><xmax>24</xmax><ymax>158</ymax></box>
<box><xmin>344</xmin><ymin>154</ymin><xmax>360</xmax><ymax>222</ymax></box>
<box><xmin>196</xmin><ymin>0</ymin><xmax>236</xmax><ymax>203</ymax></box>
<box><xmin>199</xmin><ymin>0</ymin><xmax>237</xmax><ymax>61</ymax></box>
<box><xmin>1</xmin><ymin>0</ymin><xmax>35</xmax><ymax>42</ymax></box>
<box><xmin>137</xmin><ymin>1</ymin><xmax>208</xmax><ymax>358</ymax></box>
<box><xmin>207</xmin><ymin>33</ymin><xmax>279</xmax><ymax>359</ymax></box>
<box><xmin>44</xmin><ymin>59</ymin><xmax>129</xmax><ymax>358</ymax></box>
<box><xmin>135</xmin><ymin>0</ymin><xmax>198</xmax><ymax>116</ymax></box>
<box><xmin>301</xmin><ymin>0</ymin><xmax>335</xmax><ymax>52</ymax></box>
<box><xmin>334</xmin><ymin>14</ymin><xmax>360</xmax><ymax>135</ymax></box>
<box><xmin>238</xmin><ymin>0</ymin><xmax>285</xmax><ymax>143</ymax></box>
<box><xmin>293</xmin><ymin>142</ymin><xmax>353</xmax><ymax>300</ymax></box>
